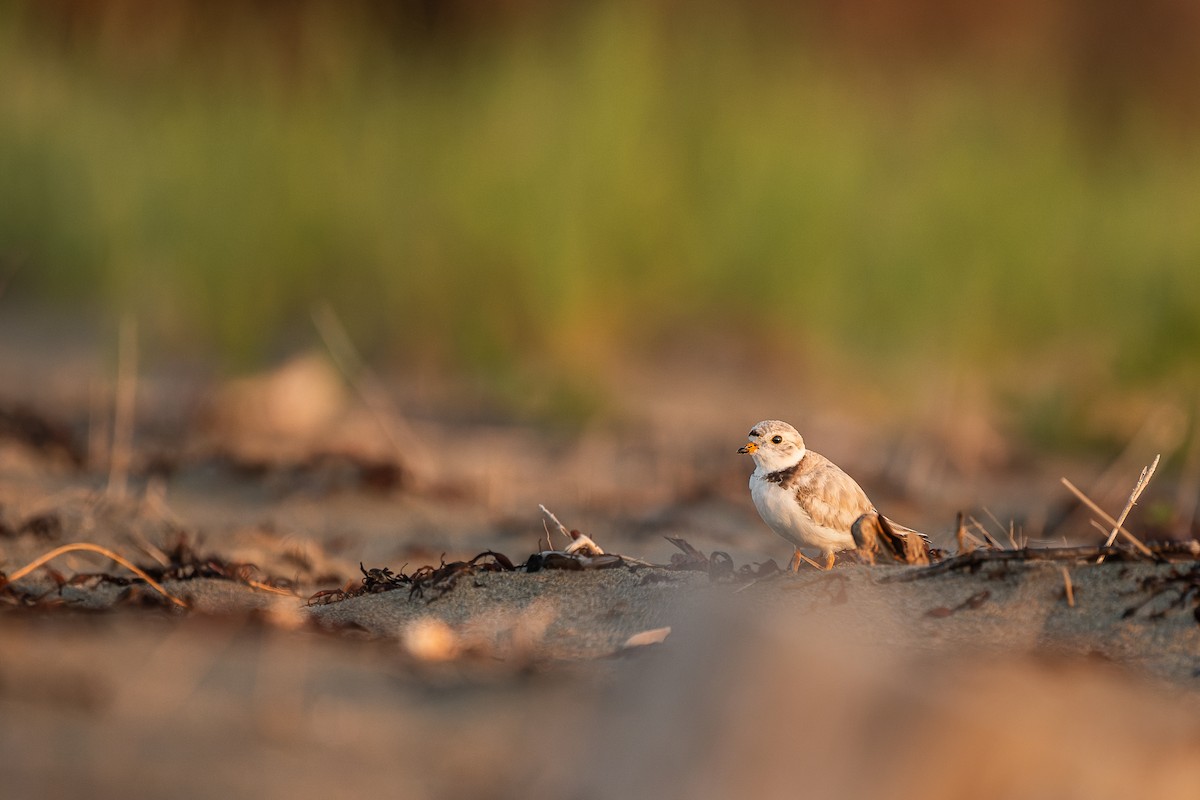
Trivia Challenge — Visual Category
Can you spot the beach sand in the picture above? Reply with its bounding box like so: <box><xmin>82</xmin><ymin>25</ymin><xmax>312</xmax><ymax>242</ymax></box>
<box><xmin>4</xmin><ymin>494</ymin><xmax>1200</xmax><ymax>800</ymax></box>
<box><xmin>2</xmin><ymin>356</ymin><xmax>1199</xmax><ymax>798</ymax></box>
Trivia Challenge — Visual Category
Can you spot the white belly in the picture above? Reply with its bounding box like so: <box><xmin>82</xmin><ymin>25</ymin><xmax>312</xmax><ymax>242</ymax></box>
<box><xmin>750</xmin><ymin>474</ymin><xmax>856</xmax><ymax>555</ymax></box>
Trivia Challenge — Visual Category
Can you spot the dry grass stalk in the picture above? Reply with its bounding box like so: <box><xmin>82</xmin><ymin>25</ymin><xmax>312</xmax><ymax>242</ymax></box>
<box><xmin>244</xmin><ymin>579</ymin><xmax>297</xmax><ymax>597</ymax></box>
<box><xmin>106</xmin><ymin>316</ymin><xmax>137</xmax><ymax>500</ymax></box>
<box><xmin>538</xmin><ymin>504</ymin><xmax>573</xmax><ymax>545</ymax></box>
<box><xmin>1059</xmin><ymin>477</ymin><xmax>1155</xmax><ymax>559</ymax></box>
<box><xmin>1094</xmin><ymin>454</ymin><xmax>1159</xmax><ymax>564</ymax></box>
<box><xmin>311</xmin><ymin>302</ymin><xmax>431</xmax><ymax>482</ymax></box>
<box><xmin>954</xmin><ymin>512</ymin><xmax>969</xmax><ymax>553</ymax></box>
<box><xmin>967</xmin><ymin>516</ymin><xmax>1002</xmax><ymax>549</ymax></box>
<box><xmin>1060</xmin><ymin>566</ymin><xmax>1075</xmax><ymax>607</ymax></box>
<box><xmin>954</xmin><ymin>512</ymin><xmax>989</xmax><ymax>553</ymax></box>
<box><xmin>1102</xmin><ymin>454</ymin><xmax>1159</xmax><ymax>548</ymax></box>
<box><xmin>983</xmin><ymin>507</ymin><xmax>1023</xmax><ymax>549</ymax></box>
<box><xmin>3</xmin><ymin>542</ymin><xmax>188</xmax><ymax>608</ymax></box>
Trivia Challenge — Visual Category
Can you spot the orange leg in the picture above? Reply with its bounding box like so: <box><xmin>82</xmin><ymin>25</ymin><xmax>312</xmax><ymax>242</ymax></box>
<box><xmin>789</xmin><ymin>549</ymin><xmax>824</xmax><ymax>572</ymax></box>
<box><xmin>824</xmin><ymin>551</ymin><xmax>836</xmax><ymax>570</ymax></box>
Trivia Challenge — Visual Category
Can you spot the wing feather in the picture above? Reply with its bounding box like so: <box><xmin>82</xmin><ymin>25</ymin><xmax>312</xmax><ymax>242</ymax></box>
<box><xmin>790</xmin><ymin>452</ymin><xmax>874</xmax><ymax>532</ymax></box>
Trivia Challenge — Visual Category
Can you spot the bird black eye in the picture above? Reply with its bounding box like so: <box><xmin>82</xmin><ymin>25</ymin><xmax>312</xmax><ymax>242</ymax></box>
<box><xmin>771</xmin><ymin>435</ymin><xmax>783</xmax><ymax>444</ymax></box>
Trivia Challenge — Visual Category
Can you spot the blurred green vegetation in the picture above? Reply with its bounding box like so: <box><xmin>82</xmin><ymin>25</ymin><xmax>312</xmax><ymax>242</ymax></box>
<box><xmin>2</xmin><ymin>0</ymin><xmax>1199</xmax><ymax>408</ymax></box>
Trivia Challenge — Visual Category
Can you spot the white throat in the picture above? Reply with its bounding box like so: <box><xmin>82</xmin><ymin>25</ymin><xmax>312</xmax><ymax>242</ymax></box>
<box><xmin>752</xmin><ymin>446</ymin><xmax>807</xmax><ymax>476</ymax></box>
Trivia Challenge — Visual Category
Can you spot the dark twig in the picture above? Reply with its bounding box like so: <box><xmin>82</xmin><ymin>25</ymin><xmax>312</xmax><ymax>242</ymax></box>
<box><xmin>878</xmin><ymin>542</ymin><xmax>1198</xmax><ymax>584</ymax></box>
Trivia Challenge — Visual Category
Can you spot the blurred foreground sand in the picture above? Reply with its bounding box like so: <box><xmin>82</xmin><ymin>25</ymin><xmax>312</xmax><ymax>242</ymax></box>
<box><xmin>3</xmin><ymin>568</ymin><xmax>1199</xmax><ymax>800</ymax></box>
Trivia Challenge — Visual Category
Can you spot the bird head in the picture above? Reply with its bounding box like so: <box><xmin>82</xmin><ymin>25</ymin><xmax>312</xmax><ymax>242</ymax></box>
<box><xmin>738</xmin><ymin>419</ymin><xmax>806</xmax><ymax>471</ymax></box>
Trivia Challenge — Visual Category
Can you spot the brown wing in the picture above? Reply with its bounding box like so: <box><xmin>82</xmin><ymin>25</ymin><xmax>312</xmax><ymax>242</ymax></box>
<box><xmin>790</xmin><ymin>452</ymin><xmax>875</xmax><ymax>532</ymax></box>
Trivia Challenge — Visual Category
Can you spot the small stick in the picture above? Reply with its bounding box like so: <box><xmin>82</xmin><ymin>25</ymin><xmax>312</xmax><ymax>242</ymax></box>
<box><xmin>982</xmin><ymin>507</ymin><xmax>1015</xmax><ymax>549</ymax></box>
<box><xmin>107</xmin><ymin>316</ymin><xmax>137</xmax><ymax>501</ymax></box>
<box><xmin>538</xmin><ymin>504</ymin><xmax>573</xmax><ymax>545</ymax></box>
<box><xmin>245</xmin><ymin>579</ymin><xmax>296</xmax><ymax>597</ymax></box>
<box><xmin>3</xmin><ymin>542</ymin><xmax>188</xmax><ymax>608</ymax></box>
<box><xmin>967</xmin><ymin>516</ymin><xmax>1002</xmax><ymax>549</ymax></box>
<box><xmin>1059</xmin><ymin>477</ymin><xmax>1155</xmax><ymax>558</ymax></box>
<box><xmin>1101</xmin><ymin>454</ymin><xmax>1159</xmax><ymax>553</ymax></box>
<box><xmin>1012</xmin><ymin>521</ymin><xmax>1027</xmax><ymax>550</ymax></box>
<box><xmin>954</xmin><ymin>512</ymin><xmax>988</xmax><ymax>553</ymax></box>
<box><xmin>613</xmin><ymin>554</ymin><xmax>659</xmax><ymax>568</ymax></box>
<box><xmin>1060</xmin><ymin>566</ymin><xmax>1075</xmax><ymax>607</ymax></box>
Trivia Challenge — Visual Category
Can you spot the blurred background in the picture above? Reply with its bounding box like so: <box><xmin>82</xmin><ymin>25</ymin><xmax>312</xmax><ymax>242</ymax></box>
<box><xmin>7</xmin><ymin>8</ymin><xmax>1200</xmax><ymax>795</ymax></box>
<box><xmin>2</xmin><ymin>0</ymin><xmax>1200</xmax><ymax>536</ymax></box>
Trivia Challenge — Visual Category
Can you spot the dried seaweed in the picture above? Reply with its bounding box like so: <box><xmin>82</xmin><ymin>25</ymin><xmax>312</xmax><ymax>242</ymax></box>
<box><xmin>526</xmin><ymin>551</ymin><xmax>627</xmax><ymax>572</ymax></box>
<box><xmin>879</xmin><ymin>542</ymin><xmax>1200</xmax><ymax>584</ymax></box>
<box><xmin>305</xmin><ymin>530</ymin><xmax>676</xmax><ymax>607</ymax></box>
<box><xmin>708</xmin><ymin>551</ymin><xmax>735</xmax><ymax>581</ymax></box>
<box><xmin>145</xmin><ymin>536</ymin><xmax>293</xmax><ymax>595</ymax></box>
<box><xmin>926</xmin><ymin>589</ymin><xmax>992</xmax><ymax>618</ymax></box>
<box><xmin>361</xmin><ymin>564</ymin><xmax>408</xmax><ymax>592</ymax></box>
<box><xmin>0</xmin><ymin>534</ymin><xmax>300</xmax><ymax>611</ymax></box>
<box><xmin>738</xmin><ymin>559</ymin><xmax>782</xmax><ymax>579</ymax></box>
<box><xmin>663</xmin><ymin>537</ymin><xmax>781</xmax><ymax>584</ymax></box>
<box><xmin>663</xmin><ymin>536</ymin><xmax>711</xmax><ymax>572</ymax></box>
<box><xmin>307</xmin><ymin>550</ymin><xmax>526</xmax><ymax>606</ymax></box>
<box><xmin>1121</xmin><ymin>564</ymin><xmax>1200</xmax><ymax>622</ymax></box>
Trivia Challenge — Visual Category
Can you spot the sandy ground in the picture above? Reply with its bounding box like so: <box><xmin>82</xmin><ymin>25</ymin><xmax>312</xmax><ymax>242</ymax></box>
<box><xmin>3</xmin><ymin>556</ymin><xmax>1200</xmax><ymax>800</ymax></box>
<box><xmin>2</xmin><ymin>338</ymin><xmax>1200</xmax><ymax>798</ymax></box>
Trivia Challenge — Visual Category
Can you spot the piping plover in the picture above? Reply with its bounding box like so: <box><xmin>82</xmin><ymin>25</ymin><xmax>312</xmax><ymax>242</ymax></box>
<box><xmin>738</xmin><ymin>419</ymin><xmax>927</xmax><ymax>571</ymax></box>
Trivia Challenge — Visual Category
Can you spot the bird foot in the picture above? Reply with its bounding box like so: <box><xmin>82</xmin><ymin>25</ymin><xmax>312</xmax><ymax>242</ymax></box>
<box><xmin>789</xmin><ymin>550</ymin><xmax>827</xmax><ymax>572</ymax></box>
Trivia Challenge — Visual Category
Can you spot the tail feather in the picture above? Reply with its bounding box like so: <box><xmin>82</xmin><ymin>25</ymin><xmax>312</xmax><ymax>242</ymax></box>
<box><xmin>853</xmin><ymin>512</ymin><xmax>931</xmax><ymax>565</ymax></box>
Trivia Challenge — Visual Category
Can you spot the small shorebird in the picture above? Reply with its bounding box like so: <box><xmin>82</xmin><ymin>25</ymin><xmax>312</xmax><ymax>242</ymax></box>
<box><xmin>738</xmin><ymin>419</ymin><xmax>927</xmax><ymax>571</ymax></box>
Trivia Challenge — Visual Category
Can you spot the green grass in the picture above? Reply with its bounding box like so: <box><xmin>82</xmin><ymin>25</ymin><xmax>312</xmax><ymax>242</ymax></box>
<box><xmin>2</xmin><ymin>2</ymin><xmax>1199</xmax><ymax>411</ymax></box>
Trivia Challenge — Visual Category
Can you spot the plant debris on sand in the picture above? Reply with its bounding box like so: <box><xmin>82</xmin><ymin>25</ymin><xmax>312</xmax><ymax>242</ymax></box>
<box><xmin>0</xmin><ymin>533</ymin><xmax>294</xmax><ymax>610</ymax></box>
